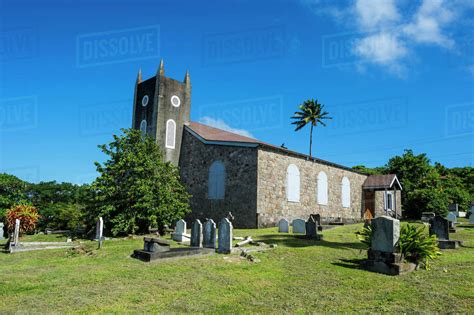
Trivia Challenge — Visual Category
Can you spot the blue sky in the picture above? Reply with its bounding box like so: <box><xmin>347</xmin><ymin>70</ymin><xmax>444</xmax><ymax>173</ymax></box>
<box><xmin>0</xmin><ymin>0</ymin><xmax>473</xmax><ymax>184</ymax></box>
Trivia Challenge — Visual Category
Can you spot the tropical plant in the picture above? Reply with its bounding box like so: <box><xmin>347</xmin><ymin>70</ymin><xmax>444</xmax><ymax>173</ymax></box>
<box><xmin>355</xmin><ymin>224</ymin><xmax>372</xmax><ymax>248</ymax></box>
<box><xmin>291</xmin><ymin>99</ymin><xmax>332</xmax><ymax>158</ymax></box>
<box><xmin>6</xmin><ymin>204</ymin><xmax>40</xmax><ymax>235</ymax></box>
<box><xmin>89</xmin><ymin>128</ymin><xmax>191</xmax><ymax>235</ymax></box>
<box><xmin>399</xmin><ymin>223</ymin><xmax>441</xmax><ymax>270</ymax></box>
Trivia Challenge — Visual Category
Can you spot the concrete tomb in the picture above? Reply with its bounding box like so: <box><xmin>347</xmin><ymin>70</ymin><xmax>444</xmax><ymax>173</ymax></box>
<box><xmin>203</xmin><ymin>219</ymin><xmax>217</xmax><ymax>249</ymax></box>
<box><xmin>218</xmin><ymin>218</ymin><xmax>233</xmax><ymax>254</ymax></box>
<box><xmin>172</xmin><ymin>219</ymin><xmax>190</xmax><ymax>243</ymax></box>
<box><xmin>363</xmin><ymin>216</ymin><xmax>415</xmax><ymax>275</ymax></box>
<box><xmin>278</xmin><ymin>219</ymin><xmax>289</xmax><ymax>233</ymax></box>
<box><xmin>133</xmin><ymin>236</ymin><xmax>213</xmax><ymax>262</ymax></box>
<box><xmin>292</xmin><ymin>219</ymin><xmax>306</xmax><ymax>234</ymax></box>
<box><xmin>191</xmin><ymin>219</ymin><xmax>203</xmax><ymax>248</ymax></box>
<box><xmin>429</xmin><ymin>216</ymin><xmax>461</xmax><ymax>249</ymax></box>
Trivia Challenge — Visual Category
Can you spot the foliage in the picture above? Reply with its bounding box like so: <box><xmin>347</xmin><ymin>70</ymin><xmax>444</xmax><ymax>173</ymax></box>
<box><xmin>352</xmin><ymin>165</ymin><xmax>387</xmax><ymax>175</ymax></box>
<box><xmin>0</xmin><ymin>173</ymin><xmax>27</xmax><ymax>220</ymax></box>
<box><xmin>399</xmin><ymin>224</ymin><xmax>441</xmax><ymax>269</ymax></box>
<box><xmin>89</xmin><ymin>128</ymin><xmax>191</xmax><ymax>235</ymax></box>
<box><xmin>290</xmin><ymin>99</ymin><xmax>332</xmax><ymax>157</ymax></box>
<box><xmin>355</xmin><ymin>224</ymin><xmax>372</xmax><ymax>248</ymax></box>
<box><xmin>6</xmin><ymin>204</ymin><xmax>40</xmax><ymax>235</ymax></box>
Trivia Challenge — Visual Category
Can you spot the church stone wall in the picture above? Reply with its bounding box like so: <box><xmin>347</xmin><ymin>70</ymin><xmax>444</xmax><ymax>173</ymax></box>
<box><xmin>256</xmin><ymin>147</ymin><xmax>368</xmax><ymax>228</ymax></box>
<box><xmin>374</xmin><ymin>190</ymin><xmax>402</xmax><ymax>217</ymax></box>
<box><xmin>179</xmin><ymin>130</ymin><xmax>258</xmax><ymax>228</ymax></box>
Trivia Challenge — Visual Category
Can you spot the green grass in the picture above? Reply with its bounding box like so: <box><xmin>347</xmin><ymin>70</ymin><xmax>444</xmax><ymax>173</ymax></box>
<box><xmin>1</xmin><ymin>223</ymin><xmax>473</xmax><ymax>313</ymax></box>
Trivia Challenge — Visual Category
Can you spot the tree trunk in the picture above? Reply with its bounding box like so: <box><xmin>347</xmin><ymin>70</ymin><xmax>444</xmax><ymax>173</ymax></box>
<box><xmin>309</xmin><ymin>124</ymin><xmax>313</xmax><ymax>158</ymax></box>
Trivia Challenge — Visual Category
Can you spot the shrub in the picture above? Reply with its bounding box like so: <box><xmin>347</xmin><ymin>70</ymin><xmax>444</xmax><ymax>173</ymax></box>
<box><xmin>6</xmin><ymin>204</ymin><xmax>40</xmax><ymax>235</ymax></box>
<box><xmin>355</xmin><ymin>225</ymin><xmax>372</xmax><ymax>248</ymax></box>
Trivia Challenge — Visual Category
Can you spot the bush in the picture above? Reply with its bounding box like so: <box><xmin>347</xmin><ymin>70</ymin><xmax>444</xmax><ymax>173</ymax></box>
<box><xmin>6</xmin><ymin>205</ymin><xmax>40</xmax><ymax>235</ymax></box>
<box><xmin>356</xmin><ymin>222</ymin><xmax>441</xmax><ymax>270</ymax></box>
<box><xmin>399</xmin><ymin>224</ymin><xmax>441</xmax><ymax>269</ymax></box>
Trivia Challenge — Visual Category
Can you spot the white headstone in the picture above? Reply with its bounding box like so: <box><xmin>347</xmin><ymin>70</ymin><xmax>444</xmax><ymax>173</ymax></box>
<box><xmin>446</xmin><ymin>212</ymin><xmax>457</xmax><ymax>223</ymax></box>
<box><xmin>95</xmin><ymin>217</ymin><xmax>104</xmax><ymax>240</ymax></box>
<box><xmin>0</xmin><ymin>222</ymin><xmax>4</xmax><ymax>240</ymax></box>
<box><xmin>172</xmin><ymin>219</ymin><xmax>189</xmax><ymax>242</ymax></box>
<box><xmin>13</xmin><ymin>219</ymin><xmax>20</xmax><ymax>246</ymax></box>
<box><xmin>191</xmin><ymin>219</ymin><xmax>203</xmax><ymax>248</ymax></box>
<box><xmin>371</xmin><ymin>216</ymin><xmax>400</xmax><ymax>253</ymax></box>
<box><xmin>203</xmin><ymin>219</ymin><xmax>217</xmax><ymax>249</ymax></box>
<box><xmin>292</xmin><ymin>219</ymin><xmax>305</xmax><ymax>234</ymax></box>
<box><xmin>218</xmin><ymin>218</ymin><xmax>233</xmax><ymax>254</ymax></box>
<box><xmin>278</xmin><ymin>219</ymin><xmax>289</xmax><ymax>233</ymax></box>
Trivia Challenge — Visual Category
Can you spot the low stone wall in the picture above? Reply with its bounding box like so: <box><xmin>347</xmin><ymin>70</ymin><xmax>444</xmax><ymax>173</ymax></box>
<box><xmin>256</xmin><ymin>147</ymin><xmax>368</xmax><ymax>227</ymax></box>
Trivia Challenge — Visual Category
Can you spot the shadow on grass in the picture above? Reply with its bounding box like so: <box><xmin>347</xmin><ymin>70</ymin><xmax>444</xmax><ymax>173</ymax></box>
<box><xmin>331</xmin><ymin>258</ymin><xmax>366</xmax><ymax>270</ymax></box>
<box><xmin>253</xmin><ymin>234</ymin><xmax>367</xmax><ymax>250</ymax></box>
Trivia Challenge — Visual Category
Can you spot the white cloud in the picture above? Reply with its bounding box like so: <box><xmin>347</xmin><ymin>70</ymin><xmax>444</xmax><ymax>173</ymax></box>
<box><xmin>355</xmin><ymin>31</ymin><xmax>408</xmax><ymax>64</ymax></box>
<box><xmin>354</xmin><ymin>0</ymin><xmax>400</xmax><ymax>30</ymax></box>
<box><xmin>403</xmin><ymin>0</ymin><xmax>455</xmax><ymax>48</ymax></box>
<box><xmin>198</xmin><ymin>116</ymin><xmax>255</xmax><ymax>138</ymax></box>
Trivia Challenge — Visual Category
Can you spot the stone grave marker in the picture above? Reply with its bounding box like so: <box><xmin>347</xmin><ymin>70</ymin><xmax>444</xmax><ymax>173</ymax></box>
<box><xmin>95</xmin><ymin>217</ymin><xmax>104</xmax><ymax>240</ymax></box>
<box><xmin>203</xmin><ymin>219</ymin><xmax>216</xmax><ymax>249</ymax></box>
<box><xmin>470</xmin><ymin>213</ymin><xmax>474</xmax><ymax>225</ymax></box>
<box><xmin>172</xmin><ymin>219</ymin><xmax>189</xmax><ymax>242</ymax></box>
<box><xmin>446</xmin><ymin>212</ymin><xmax>457</xmax><ymax>223</ymax></box>
<box><xmin>278</xmin><ymin>219</ymin><xmax>289</xmax><ymax>233</ymax></box>
<box><xmin>191</xmin><ymin>219</ymin><xmax>203</xmax><ymax>248</ymax></box>
<box><xmin>429</xmin><ymin>216</ymin><xmax>449</xmax><ymax>240</ymax></box>
<box><xmin>305</xmin><ymin>217</ymin><xmax>321</xmax><ymax>240</ymax></box>
<box><xmin>218</xmin><ymin>218</ymin><xmax>233</xmax><ymax>254</ymax></box>
<box><xmin>12</xmin><ymin>219</ymin><xmax>20</xmax><ymax>246</ymax></box>
<box><xmin>310</xmin><ymin>213</ymin><xmax>321</xmax><ymax>226</ymax></box>
<box><xmin>292</xmin><ymin>219</ymin><xmax>305</xmax><ymax>234</ymax></box>
<box><xmin>0</xmin><ymin>222</ymin><xmax>4</xmax><ymax>240</ymax></box>
<box><xmin>371</xmin><ymin>216</ymin><xmax>400</xmax><ymax>253</ymax></box>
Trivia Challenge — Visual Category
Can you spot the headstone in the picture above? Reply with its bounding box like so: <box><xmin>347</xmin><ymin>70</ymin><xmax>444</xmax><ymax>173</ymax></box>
<box><xmin>0</xmin><ymin>222</ymin><xmax>4</xmax><ymax>240</ymax></box>
<box><xmin>371</xmin><ymin>216</ymin><xmax>400</xmax><ymax>253</ymax></box>
<box><xmin>95</xmin><ymin>217</ymin><xmax>104</xmax><ymax>240</ymax></box>
<box><xmin>310</xmin><ymin>214</ymin><xmax>321</xmax><ymax>226</ymax></box>
<box><xmin>429</xmin><ymin>216</ymin><xmax>449</xmax><ymax>240</ymax></box>
<box><xmin>421</xmin><ymin>212</ymin><xmax>435</xmax><ymax>223</ymax></box>
<box><xmin>448</xmin><ymin>204</ymin><xmax>459</xmax><ymax>216</ymax></box>
<box><xmin>278</xmin><ymin>219</ymin><xmax>289</xmax><ymax>233</ymax></box>
<box><xmin>446</xmin><ymin>212</ymin><xmax>457</xmax><ymax>223</ymax></box>
<box><xmin>305</xmin><ymin>217</ymin><xmax>318</xmax><ymax>238</ymax></box>
<box><xmin>190</xmin><ymin>219</ymin><xmax>203</xmax><ymax>248</ymax></box>
<box><xmin>172</xmin><ymin>219</ymin><xmax>190</xmax><ymax>242</ymax></box>
<box><xmin>203</xmin><ymin>219</ymin><xmax>216</xmax><ymax>249</ymax></box>
<box><xmin>12</xmin><ymin>219</ymin><xmax>20</xmax><ymax>246</ymax></box>
<box><xmin>470</xmin><ymin>213</ymin><xmax>474</xmax><ymax>225</ymax></box>
<box><xmin>292</xmin><ymin>219</ymin><xmax>305</xmax><ymax>234</ymax></box>
<box><xmin>218</xmin><ymin>218</ymin><xmax>233</xmax><ymax>254</ymax></box>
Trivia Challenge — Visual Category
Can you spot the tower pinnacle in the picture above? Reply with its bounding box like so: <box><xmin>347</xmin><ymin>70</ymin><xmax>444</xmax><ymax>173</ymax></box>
<box><xmin>158</xmin><ymin>59</ymin><xmax>164</xmax><ymax>76</ymax></box>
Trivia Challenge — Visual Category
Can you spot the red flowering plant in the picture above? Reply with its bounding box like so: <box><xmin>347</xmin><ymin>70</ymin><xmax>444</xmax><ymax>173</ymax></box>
<box><xmin>6</xmin><ymin>205</ymin><xmax>40</xmax><ymax>235</ymax></box>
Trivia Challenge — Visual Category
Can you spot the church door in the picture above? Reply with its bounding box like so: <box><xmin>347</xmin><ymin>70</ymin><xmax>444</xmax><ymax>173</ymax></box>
<box><xmin>363</xmin><ymin>190</ymin><xmax>375</xmax><ymax>219</ymax></box>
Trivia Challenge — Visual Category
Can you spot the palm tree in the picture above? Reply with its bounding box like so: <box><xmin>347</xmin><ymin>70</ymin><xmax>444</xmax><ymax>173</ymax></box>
<box><xmin>291</xmin><ymin>99</ymin><xmax>332</xmax><ymax>158</ymax></box>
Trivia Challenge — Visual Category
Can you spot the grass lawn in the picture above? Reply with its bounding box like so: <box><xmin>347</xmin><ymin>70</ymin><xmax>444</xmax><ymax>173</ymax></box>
<box><xmin>1</xmin><ymin>223</ymin><xmax>473</xmax><ymax>313</ymax></box>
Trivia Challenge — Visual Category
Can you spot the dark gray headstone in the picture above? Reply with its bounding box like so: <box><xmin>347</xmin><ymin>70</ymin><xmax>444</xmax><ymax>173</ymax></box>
<box><xmin>305</xmin><ymin>217</ymin><xmax>318</xmax><ymax>238</ymax></box>
<box><xmin>203</xmin><ymin>219</ymin><xmax>216</xmax><ymax>249</ymax></box>
<box><xmin>190</xmin><ymin>219</ymin><xmax>203</xmax><ymax>248</ymax></box>
<box><xmin>310</xmin><ymin>214</ymin><xmax>321</xmax><ymax>226</ymax></box>
<box><xmin>429</xmin><ymin>216</ymin><xmax>449</xmax><ymax>240</ymax></box>
<box><xmin>278</xmin><ymin>219</ymin><xmax>289</xmax><ymax>233</ymax></box>
<box><xmin>218</xmin><ymin>218</ymin><xmax>233</xmax><ymax>254</ymax></box>
<box><xmin>371</xmin><ymin>216</ymin><xmax>400</xmax><ymax>253</ymax></box>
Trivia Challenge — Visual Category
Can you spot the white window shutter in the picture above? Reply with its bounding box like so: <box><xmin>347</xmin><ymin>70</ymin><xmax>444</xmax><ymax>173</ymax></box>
<box><xmin>165</xmin><ymin>119</ymin><xmax>176</xmax><ymax>149</ymax></box>
<box><xmin>317</xmin><ymin>171</ymin><xmax>328</xmax><ymax>205</ymax></box>
<box><xmin>342</xmin><ymin>177</ymin><xmax>350</xmax><ymax>208</ymax></box>
<box><xmin>286</xmin><ymin>164</ymin><xmax>300</xmax><ymax>202</ymax></box>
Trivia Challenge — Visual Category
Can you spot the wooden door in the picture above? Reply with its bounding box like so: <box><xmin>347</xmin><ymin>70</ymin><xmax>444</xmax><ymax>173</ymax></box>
<box><xmin>363</xmin><ymin>190</ymin><xmax>375</xmax><ymax>219</ymax></box>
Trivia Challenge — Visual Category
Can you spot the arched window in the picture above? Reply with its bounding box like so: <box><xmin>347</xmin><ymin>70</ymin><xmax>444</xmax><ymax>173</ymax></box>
<box><xmin>286</xmin><ymin>164</ymin><xmax>300</xmax><ymax>202</ymax></box>
<box><xmin>165</xmin><ymin>119</ymin><xmax>176</xmax><ymax>149</ymax></box>
<box><xmin>317</xmin><ymin>171</ymin><xmax>328</xmax><ymax>205</ymax></box>
<box><xmin>140</xmin><ymin>120</ymin><xmax>147</xmax><ymax>136</ymax></box>
<box><xmin>208</xmin><ymin>161</ymin><xmax>225</xmax><ymax>199</ymax></box>
<box><xmin>341</xmin><ymin>176</ymin><xmax>350</xmax><ymax>208</ymax></box>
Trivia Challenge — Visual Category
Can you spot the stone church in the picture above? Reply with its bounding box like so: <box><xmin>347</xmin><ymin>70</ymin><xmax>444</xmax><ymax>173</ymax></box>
<box><xmin>132</xmin><ymin>62</ymin><xmax>402</xmax><ymax>228</ymax></box>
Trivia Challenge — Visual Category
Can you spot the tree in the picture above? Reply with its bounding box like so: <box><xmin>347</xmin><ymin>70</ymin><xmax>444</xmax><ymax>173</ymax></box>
<box><xmin>89</xmin><ymin>128</ymin><xmax>191</xmax><ymax>235</ymax></box>
<box><xmin>0</xmin><ymin>173</ymin><xmax>27</xmax><ymax>221</ymax></box>
<box><xmin>291</xmin><ymin>99</ymin><xmax>332</xmax><ymax>158</ymax></box>
<box><xmin>352</xmin><ymin>165</ymin><xmax>387</xmax><ymax>175</ymax></box>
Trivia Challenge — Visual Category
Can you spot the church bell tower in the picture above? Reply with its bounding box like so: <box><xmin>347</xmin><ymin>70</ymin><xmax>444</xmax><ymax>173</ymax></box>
<box><xmin>132</xmin><ymin>60</ymin><xmax>191</xmax><ymax>165</ymax></box>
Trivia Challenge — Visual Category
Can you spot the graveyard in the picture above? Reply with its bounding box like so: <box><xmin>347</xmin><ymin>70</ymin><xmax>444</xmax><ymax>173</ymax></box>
<box><xmin>0</xmin><ymin>221</ymin><xmax>473</xmax><ymax>313</ymax></box>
